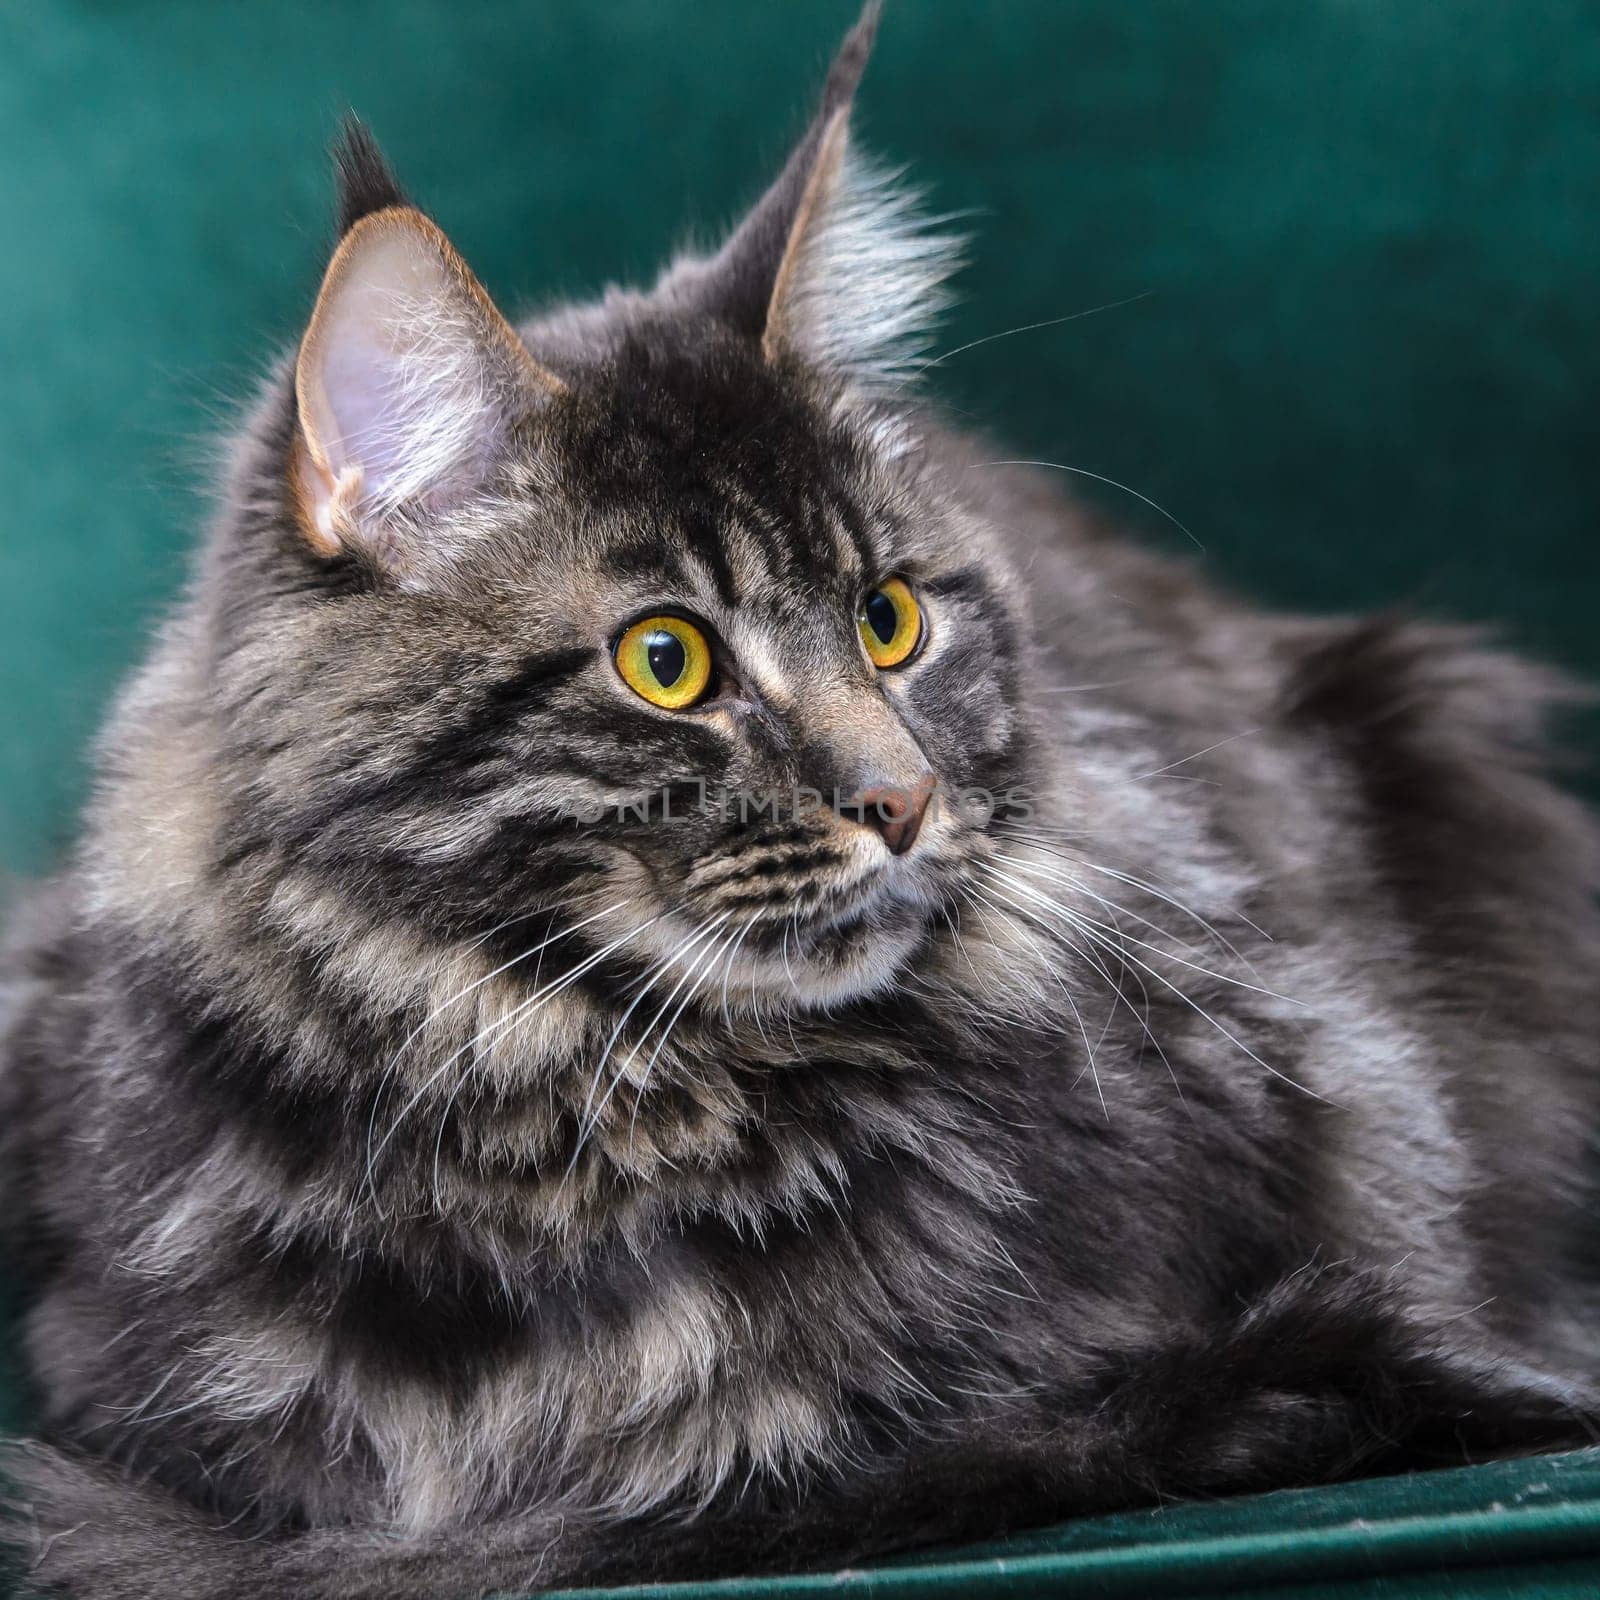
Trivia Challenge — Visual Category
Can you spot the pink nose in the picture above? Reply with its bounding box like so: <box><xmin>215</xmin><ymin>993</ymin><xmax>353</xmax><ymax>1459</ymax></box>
<box><xmin>854</xmin><ymin>773</ymin><xmax>938</xmax><ymax>856</ymax></box>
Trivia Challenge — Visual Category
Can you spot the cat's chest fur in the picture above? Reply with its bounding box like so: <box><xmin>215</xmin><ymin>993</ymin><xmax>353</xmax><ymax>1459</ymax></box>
<box><xmin>67</xmin><ymin>966</ymin><xmax>1034</xmax><ymax>1534</ymax></box>
<box><xmin>344</xmin><ymin>1263</ymin><xmax>836</xmax><ymax>1530</ymax></box>
<box><xmin>188</xmin><ymin>1146</ymin><xmax>1025</xmax><ymax>1534</ymax></box>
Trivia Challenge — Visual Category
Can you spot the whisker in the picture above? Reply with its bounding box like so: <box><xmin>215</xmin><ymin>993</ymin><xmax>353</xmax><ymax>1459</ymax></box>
<box><xmin>942</xmin><ymin>890</ymin><xmax>1038</xmax><ymax>1024</ymax></box>
<box><xmin>1067</xmin><ymin>917</ymin><xmax>1327</xmax><ymax>1105</ymax></box>
<box><xmin>564</xmin><ymin>956</ymin><xmax>675</xmax><ymax>1183</ymax></box>
<box><xmin>363</xmin><ymin>897</ymin><xmax>625</xmax><ymax>1210</ymax></box>
<box><xmin>1032</xmin><ymin>676</ymin><xmax>1152</xmax><ymax>695</ymax></box>
<box><xmin>369</xmin><ymin>907</ymin><xmax>669</xmax><ymax>1189</ymax></box>
<box><xmin>966</xmin><ymin>882</ymin><xmax>1108</xmax><ymax>1120</ymax></box>
<box><xmin>999</xmin><ymin>824</ymin><xmax>1277</xmax><ymax>950</ymax></box>
<box><xmin>569</xmin><ymin>912</ymin><xmax>733</xmax><ymax>1174</ymax></box>
<box><xmin>1130</xmin><ymin>727</ymin><xmax>1262</xmax><ymax>781</ymax></box>
<box><xmin>978</xmin><ymin>864</ymin><xmax>1330</xmax><ymax>1104</ymax></box>
<box><xmin>426</xmin><ymin>896</ymin><xmax>609</xmax><ymax>1213</ymax></box>
<box><xmin>719</xmin><ymin>914</ymin><xmax>761</xmax><ymax>1030</ymax></box>
<box><xmin>971</xmin><ymin>458</ymin><xmax>1202</xmax><ymax>550</ymax></box>
<box><xmin>626</xmin><ymin>920</ymin><xmax>742</xmax><ymax>1157</ymax></box>
<box><xmin>1087</xmin><ymin>858</ymin><xmax>1278</xmax><ymax>947</ymax></box>
<box><xmin>989</xmin><ymin>860</ymin><xmax>1304</xmax><ymax>1008</ymax></box>
<box><xmin>580</xmin><ymin>946</ymin><xmax>687</xmax><ymax>1138</ymax></box>
<box><xmin>461</xmin><ymin>893</ymin><xmax>584</xmax><ymax>956</ymax></box>
<box><xmin>623</xmin><ymin>915</ymin><xmax>733</xmax><ymax>1093</ymax></box>
<box><xmin>912</xmin><ymin>290</ymin><xmax>1155</xmax><ymax>374</ymax></box>
<box><xmin>994</xmin><ymin>847</ymin><xmax>1209</xmax><ymax>955</ymax></box>
<box><xmin>950</xmin><ymin>888</ymin><xmax>999</xmax><ymax>988</ymax></box>
<box><xmin>974</xmin><ymin>877</ymin><xmax>1184</xmax><ymax>1107</ymax></box>
<box><xmin>780</xmin><ymin>913</ymin><xmax>800</xmax><ymax>996</ymax></box>
<box><xmin>1075</xmin><ymin>866</ymin><xmax>1301</xmax><ymax>1036</ymax></box>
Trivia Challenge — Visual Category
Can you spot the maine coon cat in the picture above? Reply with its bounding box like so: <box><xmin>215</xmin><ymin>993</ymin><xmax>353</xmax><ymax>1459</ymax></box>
<box><xmin>3</xmin><ymin>8</ymin><xmax>1598</xmax><ymax>1597</ymax></box>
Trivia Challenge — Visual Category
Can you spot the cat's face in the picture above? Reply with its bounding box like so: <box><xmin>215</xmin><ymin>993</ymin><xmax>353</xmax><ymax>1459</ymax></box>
<box><xmin>213</xmin><ymin>52</ymin><xmax>1029</xmax><ymax>1012</ymax></box>
<box><xmin>236</xmin><ymin>334</ymin><xmax>1028</xmax><ymax>1011</ymax></box>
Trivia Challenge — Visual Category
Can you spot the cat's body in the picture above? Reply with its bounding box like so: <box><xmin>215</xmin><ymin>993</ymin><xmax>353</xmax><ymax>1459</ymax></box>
<box><xmin>3</xmin><ymin>11</ymin><xmax>1598</xmax><ymax>1598</ymax></box>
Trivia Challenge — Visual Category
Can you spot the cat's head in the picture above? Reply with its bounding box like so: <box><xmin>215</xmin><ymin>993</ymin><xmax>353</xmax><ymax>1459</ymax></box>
<box><xmin>204</xmin><ymin>6</ymin><xmax>1036</xmax><ymax>1014</ymax></box>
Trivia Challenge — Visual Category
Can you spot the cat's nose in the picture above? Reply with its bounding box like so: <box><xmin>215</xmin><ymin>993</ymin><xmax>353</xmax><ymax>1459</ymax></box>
<box><xmin>852</xmin><ymin>773</ymin><xmax>938</xmax><ymax>856</ymax></box>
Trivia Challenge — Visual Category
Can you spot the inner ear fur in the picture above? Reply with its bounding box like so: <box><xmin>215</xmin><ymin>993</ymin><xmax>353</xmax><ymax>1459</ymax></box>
<box><xmin>291</xmin><ymin>205</ymin><xmax>563</xmax><ymax>559</ymax></box>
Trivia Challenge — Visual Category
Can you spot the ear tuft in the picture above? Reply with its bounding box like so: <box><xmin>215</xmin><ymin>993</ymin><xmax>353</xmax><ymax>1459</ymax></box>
<box><xmin>678</xmin><ymin>1</ymin><xmax>962</xmax><ymax>395</ymax></box>
<box><xmin>333</xmin><ymin>117</ymin><xmax>409</xmax><ymax>236</ymax></box>
<box><xmin>764</xmin><ymin>143</ymin><xmax>964</xmax><ymax>392</ymax></box>
<box><xmin>819</xmin><ymin>0</ymin><xmax>880</xmax><ymax>120</ymax></box>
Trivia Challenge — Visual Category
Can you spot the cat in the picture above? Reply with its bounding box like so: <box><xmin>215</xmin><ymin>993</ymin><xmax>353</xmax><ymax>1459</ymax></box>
<box><xmin>2</xmin><ymin>7</ymin><xmax>1598</xmax><ymax>1597</ymax></box>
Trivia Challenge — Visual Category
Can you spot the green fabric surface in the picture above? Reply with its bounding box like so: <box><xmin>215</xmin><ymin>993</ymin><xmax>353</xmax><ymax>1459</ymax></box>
<box><xmin>532</xmin><ymin>1452</ymin><xmax>1600</xmax><ymax>1598</ymax></box>
<box><xmin>2</xmin><ymin>2</ymin><xmax>1599</xmax><ymax>1595</ymax></box>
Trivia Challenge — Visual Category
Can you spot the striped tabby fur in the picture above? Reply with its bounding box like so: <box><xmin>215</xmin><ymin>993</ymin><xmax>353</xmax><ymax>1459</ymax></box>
<box><xmin>3</xmin><ymin>8</ymin><xmax>1598</xmax><ymax>1596</ymax></box>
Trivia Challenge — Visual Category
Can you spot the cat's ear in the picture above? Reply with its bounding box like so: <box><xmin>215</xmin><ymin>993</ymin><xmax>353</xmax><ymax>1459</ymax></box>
<box><xmin>687</xmin><ymin>2</ymin><xmax>961</xmax><ymax>393</ymax></box>
<box><xmin>292</xmin><ymin>128</ymin><xmax>564</xmax><ymax>562</ymax></box>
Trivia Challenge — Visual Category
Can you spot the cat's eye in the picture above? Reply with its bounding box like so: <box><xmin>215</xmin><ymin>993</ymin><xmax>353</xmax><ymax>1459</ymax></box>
<box><xmin>614</xmin><ymin>614</ymin><xmax>714</xmax><ymax>709</ymax></box>
<box><xmin>857</xmin><ymin>577</ymin><xmax>923</xmax><ymax>669</ymax></box>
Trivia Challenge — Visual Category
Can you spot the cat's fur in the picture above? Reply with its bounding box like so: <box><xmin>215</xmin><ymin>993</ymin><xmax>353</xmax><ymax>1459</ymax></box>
<box><xmin>3</xmin><ymin>8</ymin><xmax>1598</xmax><ymax>1597</ymax></box>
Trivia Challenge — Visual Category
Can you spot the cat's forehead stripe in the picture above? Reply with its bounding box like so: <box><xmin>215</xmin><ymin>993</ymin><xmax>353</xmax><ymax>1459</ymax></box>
<box><xmin>590</xmin><ymin>476</ymin><xmax>871</xmax><ymax>618</ymax></box>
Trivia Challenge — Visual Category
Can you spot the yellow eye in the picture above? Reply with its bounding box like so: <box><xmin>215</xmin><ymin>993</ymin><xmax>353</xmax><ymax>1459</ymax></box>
<box><xmin>613</xmin><ymin>615</ymin><xmax>714</xmax><ymax>709</ymax></box>
<box><xmin>857</xmin><ymin>577</ymin><xmax>923</xmax><ymax>668</ymax></box>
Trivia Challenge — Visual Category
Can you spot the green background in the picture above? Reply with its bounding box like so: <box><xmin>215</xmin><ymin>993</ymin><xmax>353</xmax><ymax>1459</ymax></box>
<box><xmin>2</xmin><ymin>2</ymin><xmax>1598</xmax><ymax>1594</ymax></box>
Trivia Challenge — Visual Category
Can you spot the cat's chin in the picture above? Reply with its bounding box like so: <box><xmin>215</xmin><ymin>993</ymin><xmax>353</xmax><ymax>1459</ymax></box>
<box><xmin>731</xmin><ymin>897</ymin><xmax>934</xmax><ymax>1011</ymax></box>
